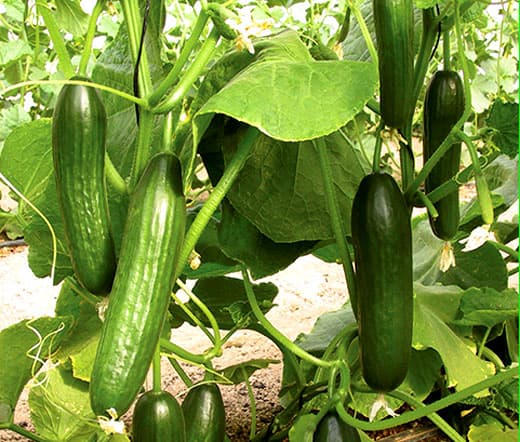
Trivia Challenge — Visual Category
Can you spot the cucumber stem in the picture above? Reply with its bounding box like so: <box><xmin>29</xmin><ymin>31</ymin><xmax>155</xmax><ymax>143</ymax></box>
<box><xmin>166</xmin><ymin>356</ymin><xmax>194</xmax><ymax>387</ymax></box>
<box><xmin>152</xmin><ymin>29</ymin><xmax>220</xmax><ymax>114</ymax></box>
<box><xmin>348</xmin><ymin>0</ymin><xmax>378</xmax><ymax>66</ymax></box>
<box><xmin>314</xmin><ymin>137</ymin><xmax>358</xmax><ymax>318</ymax></box>
<box><xmin>160</xmin><ymin>339</ymin><xmax>208</xmax><ymax>364</ymax></box>
<box><xmin>105</xmin><ymin>153</ymin><xmax>127</xmax><ymax>196</ymax></box>
<box><xmin>334</xmin><ymin>366</ymin><xmax>517</xmax><ymax>431</ymax></box>
<box><xmin>489</xmin><ymin>241</ymin><xmax>519</xmax><ymax>261</ymax></box>
<box><xmin>242</xmin><ymin>268</ymin><xmax>333</xmax><ymax>369</ymax></box>
<box><xmin>129</xmin><ymin>109</ymin><xmax>155</xmax><ymax>190</ymax></box>
<box><xmin>78</xmin><ymin>0</ymin><xmax>106</xmax><ymax>76</ymax></box>
<box><xmin>175</xmin><ymin>126</ymin><xmax>259</xmax><ymax>277</ymax></box>
<box><xmin>442</xmin><ymin>23</ymin><xmax>451</xmax><ymax>71</ymax></box>
<box><xmin>371</xmin><ymin>123</ymin><xmax>385</xmax><ymax>172</ymax></box>
<box><xmin>152</xmin><ymin>345</ymin><xmax>162</xmax><ymax>393</ymax></box>
<box><xmin>243</xmin><ymin>368</ymin><xmax>257</xmax><ymax>439</ymax></box>
<box><xmin>148</xmin><ymin>11</ymin><xmax>210</xmax><ymax>107</ymax></box>
<box><xmin>416</xmin><ymin>191</ymin><xmax>439</xmax><ymax>219</ymax></box>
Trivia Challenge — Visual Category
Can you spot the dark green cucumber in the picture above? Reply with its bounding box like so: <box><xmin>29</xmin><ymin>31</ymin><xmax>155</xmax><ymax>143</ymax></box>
<box><xmin>132</xmin><ymin>390</ymin><xmax>186</xmax><ymax>442</ymax></box>
<box><xmin>373</xmin><ymin>0</ymin><xmax>415</xmax><ymax>128</ymax></box>
<box><xmin>182</xmin><ymin>383</ymin><xmax>226</xmax><ymax>442</ymax></box>
<box><xmin>52</xmin><ymin>76</ymin><xmax>115</xmax><ymax>294</ymax></box>
<box><xmin>423</xmin><ymin>70</ymin><xmax>465</xmax><ymax>240</ymax></box>
<box><xmin>90</xmin><ymin>153</ymin><xmax>186</xmax><ymax>417</ymax></box>
<box><xmin>351</xmin><ymin>172</ymin><xmax>413</xmax><ymax>392</ymax></box>
<box><xmin>314</xmin><ymin>411</ymin><xmax>360</xmax><ymax>442</ymax></box>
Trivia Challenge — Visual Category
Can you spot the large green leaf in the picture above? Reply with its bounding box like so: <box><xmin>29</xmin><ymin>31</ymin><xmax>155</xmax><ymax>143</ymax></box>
<box><xmin>29</xmin><ymin>367</ymin><xmax>101</xmax><ymax>441</ymax></box>
<box><xmin>0</xmin><ymin>316</ymin><xmax>73</xmax><ymax>424</ymax></box>
<box><xmin>486</xmin><ymin>102</ymin><xmax>518</xmax><ymax>158</ymax></box>
<box><xmin>53</xmin><ymin>0</ymin><xmax>89</xmax><ymax>37</ymax></box>
<box><xmin>218</xmin><ymin>199</ymin><xmax>315</xmax><ymax>279</ymax></box>
<box><xmin>220</xmin><ymin>359</ymin><xmax>280</xmax><ymax>384</ymax></box>
<box><xmin>413</xmin><ymin>285</ymin><xmax>495</xmax><ymax>390</ymax></box>
<box><xmin>194</xmin><ymin>38</ymin><xmax>376</xmax><ymax>142</ymax></box>
<box><xmin>225</xmin><ymin>130</ymin><xmax>368</xmax><ymax>242</ymax></box>
<box><xmin>468</xmin><ymin>423</ymin><xmax>518</xmax><ymax>442</ymax></box>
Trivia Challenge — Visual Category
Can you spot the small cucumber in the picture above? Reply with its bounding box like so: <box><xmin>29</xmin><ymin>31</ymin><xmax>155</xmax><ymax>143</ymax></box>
<box><xmin>423</xmin><ymin>70</ymin><xmax>465</xmax><ymax>240</ymax></box>
<box><xmin>373</xmin><ymin>0</ymin><xmax>415</xmax><ymax>128</ymax></box>
<box><xmin>132</xmin><ymin>390</ymin><xmax>186</xmax><ymax>442</ymax></box>
<box><xmin>351</xmin><ymin>172</ymin><xmax>413</xmax><ymax>392</ymax></box>
<box><xmin>182</xmin><ymin>383</ymin><xmax>226</xmax><ymax>442</ymax></box>
<box><xmin>90</xmin><ymin>153</ymin><xmax>186</xmax><ymax>416</ymax></box>
<box><xmin>52</xmin><ymin>76</ymin><xmax>115</xmax><ymax>294</ymax></box>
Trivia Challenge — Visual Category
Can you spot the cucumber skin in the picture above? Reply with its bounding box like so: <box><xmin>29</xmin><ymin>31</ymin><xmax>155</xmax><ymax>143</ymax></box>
<box><xmin>424</xmin><ymin>70</ymin><xmax>465</xmax><ymax>241</ymax></box>
<box><xmin>52</xmin><ymin>76</ymin><xmax>115</xmax><ymax>295</ymax></box>
<box><xmin>373</xmin><ymin>0</ymin><xmax>415</xmax><ymax>129</ymax></box>
<box><xmin>182</xmin><ymin>384</ymin><xmax>226</xmax><ymax>442</ymax></box>
<box><xmin>90</xmin><ymin>153</ymin><xmax>186</xmax><ymax>417</ymax></box>
<box><xmin>132</xmin><ymin>390</ymin><xmax>186</xmax><ymax>442</ymax></box>
<box><xmin>314</xmin><ymin>411</ymin><xmax>360</xmax><ymax>442</ymax></box>
<box><xmin>351</xmin><ymin>172</ymin><xmax>413</xmax><ymax>392</ymax></box>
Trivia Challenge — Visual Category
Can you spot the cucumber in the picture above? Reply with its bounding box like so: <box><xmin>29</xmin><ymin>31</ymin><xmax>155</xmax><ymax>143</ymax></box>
<box><xmin>90</xmin><ymin>153</ymin><xmax>186</xmax><ymax>416</ymax></box>
<box><xmin>182</xmin><ymin>383</ymin><xmax>226</xmax><ymax>442</ymax></box>
<box><xmin>423</xmin><ymin>70</ymin><xmax>465</xmax><ymax>240</ymax></box>
<box><xmin>373</xmin><ymin>0</ymin><xmax>415</xmax><ymax>129</ymax></box>
<box><xmin>314</xmin><ymin>411</ymin><xmax>360</xmax><ymax>442</ymax></box>
<box><xmin>52</xmin><ymin>76</ymin><xmax>115</xmax><ymax>294</ymax></box>
<box><xmin>351</xmin><ymin>172</ymin><xmax>413</xmax><ymax>392</ymax></box>
<box><xmin>132</xmin><ymin>390</ymin><xmax>186</xmax><ymax>442</ymax></box>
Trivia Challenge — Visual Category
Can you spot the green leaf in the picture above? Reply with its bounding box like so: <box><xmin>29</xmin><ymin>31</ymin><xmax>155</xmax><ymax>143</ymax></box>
<box><xmin>486</xmin><ymin>102</ymin><xmax>519</xmax><ymax>158</ymax></box>
<box><xmin>413</xmin><ymin>286</ymin><xmax>495</xmax><ymax>390</ymax></box>
<box><xmin>0</xmin><ymin>104</ymin><xmax>31</xmax><ymax>147</ymax></box>
<box><xmin>225</xmin><ymin>130</ymin><xmax>368</xmax><ymax>242</ymax></box>
<box><xmin>194</xmin><ymin>33</ymin><xmax>377</xmax><ymax>142</ymax></box>
<box><xmin>493</xmin><ymin>377</ymin><xmax>518</xmax><ymax>412</ymax></box>
<box><xmin>288</xmin><ymin>413</ymin><xmax>318</xmax><ymax>442</ymax></box>
<box><xmin>453</xmin><ymin>288</ymin><xmax>518</xmax><ymax>328</ymax></box>
<box><xmin>0</xmin><ymin>316</ymin><xmax>73</xmax><ymax>424</ymax></box>
<box><xmin>220</xmin><ymin>359</ymin><xmax>280</xmax><ymax>384</ymax></box>
<box><xmin>218</xmin><ymin>199</ymin><xmax>315</xmax><ymax>279</ymax></box>
<box><xmin>0</xmin><ymin>39</ymin><xmax>31</xmax><ymax>67</ymax></box>
<box><xmin>171</xmin><ymin>277</ymin><xmax>278</xmax><ymax>330</ymax></box>
<box><xmin>53</xmin><ymin>0</ymin><xmax>89</xmax><ymax>37</ymax></box>
<box><xmin>483</xmin><ymin>154</ymin><xmax>518</xmax><ymax>207</ymax></box>
<box><xmin>468</xmin><ymin>422</ymin><xmax>518</xmax><ymax>442</ymax></box>
<box><xmin>29</xmin><ymin>366</ymin><xmax>99</xmax><ymax>441</ymax></box>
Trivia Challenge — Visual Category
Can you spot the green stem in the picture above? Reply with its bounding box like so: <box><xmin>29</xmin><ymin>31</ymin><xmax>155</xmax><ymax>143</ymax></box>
<box><xmin>456</xmin><ymin>129</ymin><xmax>494</xmax><ymax>224</ymax></box>
<box><xmin>153</xmin><ymin>29</ymin><xmax>220</xmax><ymax>114</ymax></box>
<box><xmin>243</xmin><ymin>368</ymin><xmax>257</xmax><ymax>439</ymax></box>
<box><xmin>36</xmin><ymin>1</ymin><xmax>74</xmax><ymax>78</ymax></box>
<box><xmin>160</xmin><ymin>339</ymin><xmax>207</xmax><ymax>365</ymax></box>
<box><xmin>242</xmin><ymin>268</ymin><xmax>333</xmax><ymax>369</ymax></box>
<box><xmin>480</xmin><ymin>346</ymin><xmax>505</xmax><ymax>369</ymax></box>
<box><xmin>162</xmin><ymin>111</ymin><xmax>176</xmax><ymax>154</ymax></box>
<box><xmin>391</xmin><ymin>391</ymin><xmax>465</xmax><ymax>442</ymax></box>
<box><xmin>78</xmin><ymin>0</ymin><xmax>106</xmax><ymax>76</ymax></box>
<box><xmin>167</xmin><ymin>356</ymin><xmax>193</xmax><ymax>387</ymax></box>
<box><xmin>335</xmin><ymin>367</ymin><xmax>517</xmax><ymax>431</ymax></box>
<box><xmin>442</xmin><ymin>23</ymin><xmax>451</xmax><ymax>71</ymax></box>
<box><xmin>314</xmin><ymin>138</ymin><xmax>358</xmax><ymax>317</ymax></box>
<box><xmin>148</xmin><ymin>11</ymin><xmax>210</xmax><ymax>107</ymax></box>
<box><xmin>171</xmin><ymin>289</ymin><xmax>215</xmax><ymax>344</ymax></box>
<box><xmin>477</xmin><ymin>327</ymin><xmax>492</xmax><ymax>358</ymax></box>
<box><xmin>129</xmin><ymin>109</ymin><xmax>155</xmax><ymax>190</ymax></box>
<box><xmin>105</xmin><ymin>153</ymin><xmax>127</xmax><ymax>196</ymax></box>
<box><xmin>489</xmin><ymin>242</ymin><xmax>519</xmax><ymax>261</ymax></box>
<box><xmin>348</xmin><ymin>0</ymin><xmax>378</xmax><ymax>65</ymax></box>
<box><xmin>176</xmin><ymin>279</ymin><xmax>222</xmax><ymax>355</ymax></box>
<box><xmin>6</xmin><ymin>424</ymin><xmax>50</xmax><ymax>442</ymax></box>
<box><xmin>152</xmin><ymin>345</ymin><xmax>162</xmax><ymax>392</ymax></box>
<box><xmin>417</xmin><ymin>191</ymin><xmax>439</xmax><ymax>219</ymax></box>
<box><xmin>411</xmin><ymin>8</ymin><xmax>439</xmax><ymax>117</ymax></box>
<box><xmin>1</xmin><ymin>79</ymin><xmax>146</xmax><ymax>106</ymax></box>
<box><xmin>175</xmin><ymin>126</ymin><xmax>259</xmax><ymax>277</ymax></box>
<box><xmin>371</xmin><ymin>122</ymin><xmax>384</xmax><ymax>172</ymax></box>
<box><xmin>120</xmin><ymin>0</ymin><xmax>153</xmax><ymax>97</ymax></box>
<box><xmin>484</xmin><ymin>406</ymin><xmax>518</xmax><ymax>429</ymax></box>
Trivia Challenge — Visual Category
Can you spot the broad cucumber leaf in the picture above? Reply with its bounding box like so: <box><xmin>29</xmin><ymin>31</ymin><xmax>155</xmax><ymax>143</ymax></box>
<box><xmin>467</xmin><ymin>422</ymin><xmax>518</xmax><ymax>442</ymax></box>
<box><xmin>413</xmin><ymin>286</ymin><xmax>495</xmax><ymax>390</ymax></box>
<box><xmin>224</xmin><ymin>130</ymin><xmax>368</xmax><ymax>242</ymax></box>
<box><xmin>218</xmin><ymin>199</ymin><xmax>316</xmax><ymax>279</ymax></box>
<box><xmin>220</xmin><ymin>359</ymin><xmax>280</xmax><ymax>384</ymax></box>
<box><xmin>288</xmin><ymin>414</ymin><xmax>318</xmax><ymax>442</ymax></box>
<box><xmin>486</xmin><ymin>102</ymin><xmax>518</xmax><ymax>158</ymax></box>
<box><xmin>29</xmin><ymin>366</ymin><xmax>102</xmax><ymax>441</ymax></box>
<box><xmin>0</xmin><ymin>316</ymin><xmax>73</xmax><ymax>424</ymax></box>
<box><xmin>53</xmin><ymin>0</ymin><xmax>89</xmax><ymax>37</ymax></box>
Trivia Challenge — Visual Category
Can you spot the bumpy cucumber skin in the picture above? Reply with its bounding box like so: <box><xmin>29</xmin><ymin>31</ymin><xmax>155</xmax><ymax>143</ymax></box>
<box><xmin>52</xmin><ymin>76</ymin><xmax>115</xmax><ymax>295</ymax></box>
<box><xmin>182</xmin><ymin>384</ymin><xmax>226</xmax><ymax>442</ymax></box>
<box><xmin>373</xmin><ymin>0</ymin><xmax>415</xmax><ymax>129</ymax></box>
<box><xmin>424</xmin><ymin>70</ymin><xmax>465</xmax><ymax>241</ymax></box>
<box><xmin>90</xmin><ymin>153</ymin><xmax>186</xmax><ymax>417</ymax></box>
<box><xmin>132</xmin><ymin>390</ymin><xmax>186</xmax><ymax>442</ymax></box>
<box><xmin>351</xmin><ymin>172</ymin><xmax>413</xmax><ymax>392</ymax></box>
<box><xmin>314</xmin><ymin>411</ymin><xmax>360</xmax><ymax>442</ymax></box>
